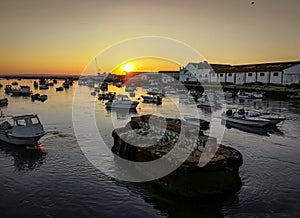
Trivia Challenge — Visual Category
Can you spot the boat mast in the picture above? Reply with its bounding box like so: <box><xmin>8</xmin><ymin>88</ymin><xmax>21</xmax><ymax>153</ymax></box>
<box><xmin>95</xmin><ymin>58</ymin><xmax>101</xmax><ymax>75</ymax></box>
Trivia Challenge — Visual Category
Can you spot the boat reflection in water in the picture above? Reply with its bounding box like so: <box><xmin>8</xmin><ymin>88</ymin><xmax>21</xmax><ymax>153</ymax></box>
<box><xmin>222</xmin><ymin>120</ymin><xmax>284</xmax><ymax>136</ymax></box>
<box><xmin>106</xmin><ymin>108</ymin><xmax>138</xmax><ymax>120</ymax></box>
<box><xmin>0</xmin><ymin>142</ymin><xmax>46</xmax><ymax>171</ymax></box>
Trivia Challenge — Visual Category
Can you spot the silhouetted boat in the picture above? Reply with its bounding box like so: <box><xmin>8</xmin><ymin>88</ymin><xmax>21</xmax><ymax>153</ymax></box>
<box><xmin>141</xmin><ymin>95</ymin><xmax>162</xmax><ymax>105</ymax></box>
<box><xmin>11</xmin><ymin>86</ymin><xmax>31</xmax><ymax>96</ymax></box>
<box><xmin>5</xmin><ymin>85</ymin><xmax>12</xmax><ymax>93</ymax></box>
<box><xmin>56</xmin><ymin>87</ymin><xmax>64</xmax><ymax>91</ymax></box>
<box><xmin>0</xmin><ymin>98</ymin><xmax>8</xmax><ymax>106</ymax></box>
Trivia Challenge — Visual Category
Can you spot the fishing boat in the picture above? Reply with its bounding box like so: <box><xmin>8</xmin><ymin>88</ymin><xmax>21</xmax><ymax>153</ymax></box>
<box><xmin>0</xmin><ymin>98</ymin><xmax>8</xmax><ymax>106</ymax></box>
<box><xmin>39</xmin><ymin>84</ymin><xmax>49</xmax><ymax>90</ymax></box>
<box><xmin>105</xmin><ymin>94</ymin><xmax>139</xmax><ymax>110</ymax></box>
<box><xmin>0</xmin><ymin>113</ymin><xmax>46</xmax><ymax>145</ymax></box>
<box><xmin>62</xmin><ymin>82</ymin><xmax>70</xmax><ymax>89</ymax></box>
<box><xmin>11</xmin><ymin>86</ymin><xmax>31</xmax><ymax>96</ymax></box>
<box><xmin>56</xmin><ymin>87</ymin><xmax>64</xmax><ymax>91</ymax></box>
<box><xmin>141</xmin><ymin>95</ymin><xmax>162</xmax><ymax>104</ymax></box>
<box><xmin>4</xmin><ymin>85</ymin><xmax>12</xmax><ymax>93</ymax></box>
<box><xmin>146</xmin><ymin>88</ymin><xmax>165</xmax><ymax>96</ymax></box>
<box><xmin>197</xmin><ymin>93</ymin><xmax>216</xmax><ymax>108</ymax></box>
<box><xmin>33</xmin><ymin>81</ymin><xmax>39</xmax><ymax>88</ymax></box>
<box><xmin>31</xmin><ymin>94</ymin><xmax>47</xmax><ymax>102</ymax></box>
<box><xmin>222</xmin><ymin>109</ymin><xmax>271</xmax><ymax>127</ymax></box>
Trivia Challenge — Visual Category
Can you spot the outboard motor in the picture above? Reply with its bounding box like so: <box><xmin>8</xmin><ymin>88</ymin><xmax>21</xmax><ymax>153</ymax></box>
<box><xmin>238</xmin><ymin>109</ymin><xmax>245</xmax><ymax>115</ymax></box>
<box><xmin>226</xmin><ymin>109</ymin><xmax>233</xmax><ymax>116</ymax></box>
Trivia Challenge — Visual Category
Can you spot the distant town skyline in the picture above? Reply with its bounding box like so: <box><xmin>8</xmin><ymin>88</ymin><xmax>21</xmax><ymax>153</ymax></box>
<box><xmin>1</xmin><ymin>0</ymin><xmax>299</xmax><ymax>75</ymax></box>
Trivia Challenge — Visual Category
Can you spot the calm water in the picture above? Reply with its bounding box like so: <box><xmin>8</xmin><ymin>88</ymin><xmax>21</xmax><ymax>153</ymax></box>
<box><xmin>0</xmin><ymin>79</ymin><xmax>299</xmax><ymax>217</ymax></box>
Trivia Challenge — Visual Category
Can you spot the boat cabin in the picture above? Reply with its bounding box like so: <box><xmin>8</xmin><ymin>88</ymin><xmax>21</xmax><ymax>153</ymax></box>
<box><xmin>1</xmin><ymin>115</ymin><xmax>45</xmax><ymax>136</ymax></box>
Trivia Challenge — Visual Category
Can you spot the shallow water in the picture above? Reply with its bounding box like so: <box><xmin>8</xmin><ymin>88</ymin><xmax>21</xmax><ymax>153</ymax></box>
<box><xmin>0</xmin><ymin>79</ymin><xmax>299</xmax><ymax>217</ymax></box>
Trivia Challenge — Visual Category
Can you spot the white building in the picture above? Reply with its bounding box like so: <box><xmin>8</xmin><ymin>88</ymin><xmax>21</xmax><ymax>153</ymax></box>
<box><xmin>179</xmin><ymin>62</ymin><xmax>220</xmax><ymax>83</ymax></box>
<box><xmin>180</xmin><ymin>61</ymin><xmax>300</xmax><ymax>86</ymax></box>
<box><xmin>283</xmin><ymin>64</ymin><xmax>300</xmax><ymax>85</ymax></box>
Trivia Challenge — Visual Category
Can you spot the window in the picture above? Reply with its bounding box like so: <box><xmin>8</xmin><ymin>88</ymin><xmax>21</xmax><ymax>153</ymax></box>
<box><xmin>260</xmin><ymin>72</ymin><xmax>265</xmax><ymax>77</ymax></box>
<box><xmin>228</xmin><ymin>73</ymin><xmax>232</xmax><ymax>77</ymax></box>
<box><xmin>220</xmin><ymin>73</ymin><xmax>223</xmax><ymax>77</ymax></box>
<box><xmin>211</xmin><ymin>74</ymin><xmax>215</xmax><ymax>77</ymax></box>
<box><xmin>205</xmin><ymin>75</ymin><xmax>208</xmax><ymax>78</ymax></box>
<box><xmin>248</xmin><ymin>73</ymin><xmax>253</xmax><ymax>77</ymax></box>
<box><xmin>273</xmin><ymin>72</ymin><xmax>279</xmax><ymax>77</ymax></box>
<box><xmin>16</xmin><ymin>119</ymin><xmax>26</xmax><ymax>126</ymax></box>
<box><xmin>31</xmin><ymin>117</ymin><xmax>39</xmax><ymax>124</ymax></box>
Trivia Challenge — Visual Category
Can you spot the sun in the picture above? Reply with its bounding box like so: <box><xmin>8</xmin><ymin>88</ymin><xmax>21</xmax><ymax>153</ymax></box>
<box><xmin>122</xmin><ymin>63</ymin><xmax>134</xmax><ymax>72</ymax></box>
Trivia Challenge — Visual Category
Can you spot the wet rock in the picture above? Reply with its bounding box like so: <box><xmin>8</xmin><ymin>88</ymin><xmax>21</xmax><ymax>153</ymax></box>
<box><xmin>112</xmin><ymin>114</ymin><xmax>243</xmax><ymax>198</ymax></box>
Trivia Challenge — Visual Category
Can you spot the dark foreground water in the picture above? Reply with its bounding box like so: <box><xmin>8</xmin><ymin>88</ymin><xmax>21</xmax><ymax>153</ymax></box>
<box><xmin>0</xmin><ymin>79</ymin><xmax>299</xmax><ymax>217</ymax></box>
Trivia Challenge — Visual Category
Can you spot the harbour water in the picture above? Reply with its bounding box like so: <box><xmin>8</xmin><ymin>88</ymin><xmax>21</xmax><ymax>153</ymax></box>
<box><xmin>0</xmin><ymin>79</ymin><xmax>299</xmax><ymax>217</ymax></box>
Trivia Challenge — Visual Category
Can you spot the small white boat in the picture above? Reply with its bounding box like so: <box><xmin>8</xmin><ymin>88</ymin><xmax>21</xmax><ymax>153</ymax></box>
<box><xmin>222</xmin><ymin>109</ymin><xmax>271</xmax><ymax>127</ymax></box>
<box><xmin>0</xmin><ymin>114</ymin><xmax>46</xmax><ymax>145</ymax></box>
<box><xmin>106</xmin><ymin>94</ymin><xmax>139</xmax><ymax>110</ymax></box>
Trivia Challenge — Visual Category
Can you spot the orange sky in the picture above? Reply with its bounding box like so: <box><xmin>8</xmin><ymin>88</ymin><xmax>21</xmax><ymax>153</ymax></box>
<box><xmin>0</xmin><ymin>0</ymin><xmax>299</xmax><ymax>75</ymax></box>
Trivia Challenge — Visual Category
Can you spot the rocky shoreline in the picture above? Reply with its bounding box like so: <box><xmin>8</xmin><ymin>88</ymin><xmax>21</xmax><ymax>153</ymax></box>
<box><xmin>112</xmin><ymin>114</ymin><xmax>243</xmax><ymax>198</ymax></box>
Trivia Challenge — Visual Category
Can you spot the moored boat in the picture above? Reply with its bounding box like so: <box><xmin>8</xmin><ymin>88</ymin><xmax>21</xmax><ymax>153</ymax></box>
<box><xmin>141</xmin><ymin>95</ymin><xmax>162</xmax><ymax>105</ymax></box>
<box><xmin>39</xmin><ymin>84</ymin><xmax>49</xmax><ymax>90</ymax></box>
<box><xmin>0</xmin><ymin>113</ymin><xmax>46</xmax><ymax>145</ymax></box>
<box><xmin>11</xmin><ymin>86</ymin><xmax>31</xmax><ymax>96</ymax></box>
<box><xmin>245</xmin><ymin>110</ymin><xmax>286</xmax><ymax>125</ymax></box>
<box><xmin>56</xmin><ymin>87</ymin><xmax>64</xmax><ymax>91</ymax></box>
<box><xmin>5</xmin><ymin>85</ymin><xmax>12</xmax><ymax>93</ymax></box>
<box><xmin>222</xmin><ymin>109</ymin><xmax>271</xmax><ymax>127</ymax></box>
<box><xmin>106</xmin><ymin>94</ymin><xmax>139</xmax><ymax>110</ymax></box>
<box><xmin>0</xmin><ymin>98</ymin><xmax>8</xmax><ymax>106</ymax></box>
<box><xmin>33</xmin><ymin>81</ymin><xmax>39</xmax><ymax>88</ymax></box>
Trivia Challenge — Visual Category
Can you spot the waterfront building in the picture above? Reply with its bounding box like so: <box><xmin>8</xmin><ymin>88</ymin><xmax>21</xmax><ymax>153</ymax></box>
<box><xmin>180</xmin><ymin>61</ymin><xmax>300</xmax><ymax>85</ymax></box>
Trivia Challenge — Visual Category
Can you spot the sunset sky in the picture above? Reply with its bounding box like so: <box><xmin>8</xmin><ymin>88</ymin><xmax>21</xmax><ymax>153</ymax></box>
<box><xmin>0</xmin><ymin>0</ymin><xmax>299</xmax><ymax>75</ymax></box>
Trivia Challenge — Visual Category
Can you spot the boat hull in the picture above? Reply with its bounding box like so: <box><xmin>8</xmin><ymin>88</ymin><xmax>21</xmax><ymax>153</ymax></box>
<box><xmin>106</xmin><ymin>101</ymin><xmax>139</xmax><ymax>110</ymax></box>
<box><xmin>0</xmin><ymin>132</ymin><xmax>45</xmax><ymax>145</ymax></box>
<box><xmin>259</xmin><ymin>116</ymin><xmax>286</xmax><ymax>125</ymax></box>
<box><xmin>222</xmin><ymin>116</ymin><xmax>270</xmax><ymax>127</ymax></box>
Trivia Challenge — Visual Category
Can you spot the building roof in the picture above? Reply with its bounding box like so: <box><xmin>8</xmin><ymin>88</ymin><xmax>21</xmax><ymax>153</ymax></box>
<box><xmin>213</xmin><ymin>61</ymin><xmax>300</xmax><ymax>73</ymax></box>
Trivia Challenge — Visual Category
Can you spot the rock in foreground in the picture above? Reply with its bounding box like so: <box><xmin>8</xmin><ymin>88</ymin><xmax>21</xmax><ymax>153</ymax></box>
<box><xmin>112</xmin><ymin>114</ymin><xmax>243</xmax><ymax>198</ymax></box>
